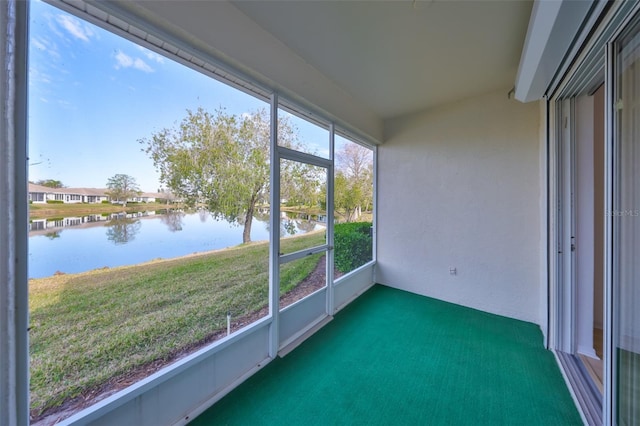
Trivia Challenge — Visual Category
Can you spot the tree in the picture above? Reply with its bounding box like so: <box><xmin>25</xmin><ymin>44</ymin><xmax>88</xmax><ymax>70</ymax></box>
<box><xmin>140</xmin><ymin>107</ymin><xmax>298</xmax><ymax>244</ymax></box>
<box><xmin>157</xmin><ymin>187</ymin><xmax>178</xmax><ymax>205</ymax></box>
<box><xmin>106</xmin><ymin>174</ymin><xmax>141</xmax><ymax>207</ymax></box>
<box><xmin>335</xmin><ymin>143</ymin><xmax>373</xmax><ymax>221</ymax></box>
<box><xmin>335</xmin><ymin>171</ymin><xmax>363</xmax><ymax>222</ymax></box>
<box><xmin>35</xmin><ymin>179</ymin><xmax>64</xmax><ymax>188</ymax></box>
<box><xmin>337</xmin><ymin>143</ymin><xmax>371</xmax><ymax>183</ymax></box>
<box><xmin>280</xmin><ymin>161</ymin><xmax>324</xmax><ymax>210</ymax></box>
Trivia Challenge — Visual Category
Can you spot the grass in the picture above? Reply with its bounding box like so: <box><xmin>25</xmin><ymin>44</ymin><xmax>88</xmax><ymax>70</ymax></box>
<box><xmin>29</xmin><ymin>202</ymin><xmax>182</xmax><ymax>220</ymax></box>
<box><xmin>28</xmin><ymin>231</ymin><xmax>325</xmax><ymax>417</ymax></box>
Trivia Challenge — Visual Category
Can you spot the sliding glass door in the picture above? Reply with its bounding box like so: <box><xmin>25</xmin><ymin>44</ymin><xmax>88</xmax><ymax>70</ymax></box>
<box><xmin>613</xmin><ymin>19</ymin><xmax>640</xmax><ymax>425</ymax></box>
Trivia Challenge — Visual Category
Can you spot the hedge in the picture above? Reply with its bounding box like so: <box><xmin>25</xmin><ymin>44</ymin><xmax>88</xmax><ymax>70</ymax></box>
<box><xmin>334</xmin><ymin>221</ymin><xmax>372</xmax><ymax>273</ymax></box>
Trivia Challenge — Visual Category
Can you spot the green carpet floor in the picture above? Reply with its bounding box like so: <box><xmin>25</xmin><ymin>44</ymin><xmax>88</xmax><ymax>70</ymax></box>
<box><xmin>191</xmin><ymin>285</ymin><xmax>581</xmax><ymax>425</ymax></box>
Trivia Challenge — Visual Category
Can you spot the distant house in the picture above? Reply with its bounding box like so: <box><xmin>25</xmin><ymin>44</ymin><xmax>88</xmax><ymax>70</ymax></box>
<box><xmin>28</xmin><ymin>183</ymin><xmax>68</xmax><ymax>204</ymax></box>
<box><xmin>28</xmin><ymin>184</ymin><xmax>147</xmax><ymax>204</ymax></box>
<box><xmin>147</xmin><ymin>191</ymin><xmax>182</xmax><ymax>204</ymax></box>
<box><xmin>28</xmin><ymin>183</ymin><xmax>49</xmax><ymax>203</ymax></box>
<box><xmin>68</xmin><ymin>188</ymin><xmax>110</xmax><ymax>204</ymax></box>
<box><xmin>27</xmin><ymin>185</ymin><xmax>176</xmax><ymax>205</ymax></box>
<box><xmin>131</xmin><ymin>192</ymin><xmax>163</xmax><ymax>203</ymax></box>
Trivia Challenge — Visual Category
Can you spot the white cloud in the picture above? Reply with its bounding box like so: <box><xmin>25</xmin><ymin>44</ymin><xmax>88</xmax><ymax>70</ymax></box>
<box><xmin>56</xmin><ymin>14</ymin><xmax>95</xmax><ymax>42</ymax></box>
<box><xmin>32</xmin><ymin>38</ymin><xmax>47</xmax><ymax>50</ymax></box>
<box><xmin>29</xmin><ymin>67</ymin><xmax>52</xmax><ymax>84</ymax></box>
<box><xmin>137</xmin><ymin>46</ymin><xmax>166</xmax><ymax>64</ymax></box>
<box><xmin>31</xmin><ymin>36</ymin><xmax>61</xmax><ymax>60</ymax></box>
<box><xmin>45</xmin><ymin>13</ymin><xmax>65</xmax><ymax>40</ymax></box>
<box><xmin>57</xmin><ymin>99</ymin><xmax>75</xmax><ymax>110</ymax></box>
<box><xmin>132</xmin><ymin>57</ymin><xmax>154</xmax><ymax>72</ymax></box>
<box><xmin>114</xmin><ymin>51</ymin><xmax>154</xmax><ymax>73</ymax></box>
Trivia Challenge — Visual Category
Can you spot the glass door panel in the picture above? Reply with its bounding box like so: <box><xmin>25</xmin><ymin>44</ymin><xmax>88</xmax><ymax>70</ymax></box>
<box><xmin>614</xmin><ymin>21</ymin><xmax>640</xmax><ymax>425</ymax></box>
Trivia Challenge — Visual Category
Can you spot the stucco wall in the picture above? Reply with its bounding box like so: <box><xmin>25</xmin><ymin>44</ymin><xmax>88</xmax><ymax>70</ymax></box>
<box><xmin>377</xmin><ymin>90</ymin><xmax>542</xmax><ymax>324</ymax></box>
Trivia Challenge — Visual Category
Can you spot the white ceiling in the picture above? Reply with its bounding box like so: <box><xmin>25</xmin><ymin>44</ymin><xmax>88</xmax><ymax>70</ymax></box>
<box><xmin>231</xmin><ymin>0</ymin><xmax>533</xmax><ymax>120</ymax></box>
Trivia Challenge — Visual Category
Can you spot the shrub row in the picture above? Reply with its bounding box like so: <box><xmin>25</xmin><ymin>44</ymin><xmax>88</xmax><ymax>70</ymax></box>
<box><xmin>334</xmin><ymin>221</ymin><xmax>372</xmax><ymax>273</ymax></box>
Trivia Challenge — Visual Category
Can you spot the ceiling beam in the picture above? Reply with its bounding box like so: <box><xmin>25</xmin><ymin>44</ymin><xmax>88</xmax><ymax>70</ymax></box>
<box><xmin>515</xmin><ymin>0</ymin><xmax>595</xmax><ymax>102</ymax></box>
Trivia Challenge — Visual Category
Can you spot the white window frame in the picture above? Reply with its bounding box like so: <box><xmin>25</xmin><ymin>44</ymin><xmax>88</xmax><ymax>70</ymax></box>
<box><xmin>0</xmin><ymin>1</ymin><xmax>30</xmax><ymax>425</ymax></box>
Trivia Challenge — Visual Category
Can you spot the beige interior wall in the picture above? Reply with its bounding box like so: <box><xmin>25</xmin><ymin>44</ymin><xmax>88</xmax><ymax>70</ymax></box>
<box><xmin>377</xmin><ymin>90</ymin><xmax>542</xmax><ymax>324</ymax></box>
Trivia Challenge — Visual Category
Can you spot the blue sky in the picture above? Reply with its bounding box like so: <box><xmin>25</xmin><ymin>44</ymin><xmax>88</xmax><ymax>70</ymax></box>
<box><xmin>28</xmin><ymin>1</ymin><xmax>335</xmax><ymax>192</ymax></box>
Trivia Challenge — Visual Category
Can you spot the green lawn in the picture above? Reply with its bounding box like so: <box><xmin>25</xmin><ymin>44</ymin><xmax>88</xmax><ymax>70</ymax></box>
<box><xmin>29</xmin><ymin>201</ymin><xmax>180</xmax><ymax>220</ymax></box>
<box><xmin>29</xmin><ymin>231</ymin><xmax>325</xmax><ymax>418</ymax></box>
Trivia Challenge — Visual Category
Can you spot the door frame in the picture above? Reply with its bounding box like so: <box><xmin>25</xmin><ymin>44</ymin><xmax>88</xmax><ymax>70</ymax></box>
<box><xmin>547</xmin><ymin>3</ymin><xmax>640</xmax><ymax>423</ymax></box>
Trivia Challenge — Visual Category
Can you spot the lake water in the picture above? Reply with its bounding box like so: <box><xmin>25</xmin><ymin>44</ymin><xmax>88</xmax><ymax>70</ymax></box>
<box><xmin>28</xmin><ymin>210</ymin><xmax>325</xmax><ymax>279</ymax></box>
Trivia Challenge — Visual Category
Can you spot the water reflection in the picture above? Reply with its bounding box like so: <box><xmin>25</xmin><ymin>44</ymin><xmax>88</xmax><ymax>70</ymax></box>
<box><xmin>281</xmin><ymin>211</ymin><xmax>326</xmax><ymax>236</ymax></box>
<box><xmin>29</xmin><ymin>211</ymin><xmax>156</xmax><ymax>234</ymax></box>
<box><xmin>105</xmin><ymin>217</ymin><xmax>142</xmax><ymax>245</ymax></box>
<box><xmin>283</xmin><ymin>220</ymin><xmax>296</xmax><ymax>235</ymax></box>
<box><xmin>160</xmin><ymin>210</ymin><xmax>185</xmax><ymax>232</ymax></box>
<box><xmin>45</xmin><ymin>231</ymin><xmax>60</xmax><ymax>240</ymax></box>
<box><xmin>28</xmin><ymin>209</ymin><xmax>326</xmax><ymax>278</ymax></box>
<box><xmin>28</xmin><ymin>209</ymin><xmax>327</xmax><ymax>237</ymax></box>
<box><xmin>296</xmin><ymin>220</ymin><xmax>317</xmax><ymax>233</ymax></box>
<box><xmin>198</xmin><ymin>209</ymin><xmax>208</xmax><ymax>223</ymax></box>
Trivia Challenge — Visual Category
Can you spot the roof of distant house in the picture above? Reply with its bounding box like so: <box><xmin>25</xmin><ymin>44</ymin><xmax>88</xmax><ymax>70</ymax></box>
<box><xmin>28</xmin><ymin>183</ymin><xmax>66</xmax><ymax>193</ymax></box>
<box><xmin>28</xmin><ymin>184</ymin><xmax>163</xmax><ymax>197</ymax></box>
